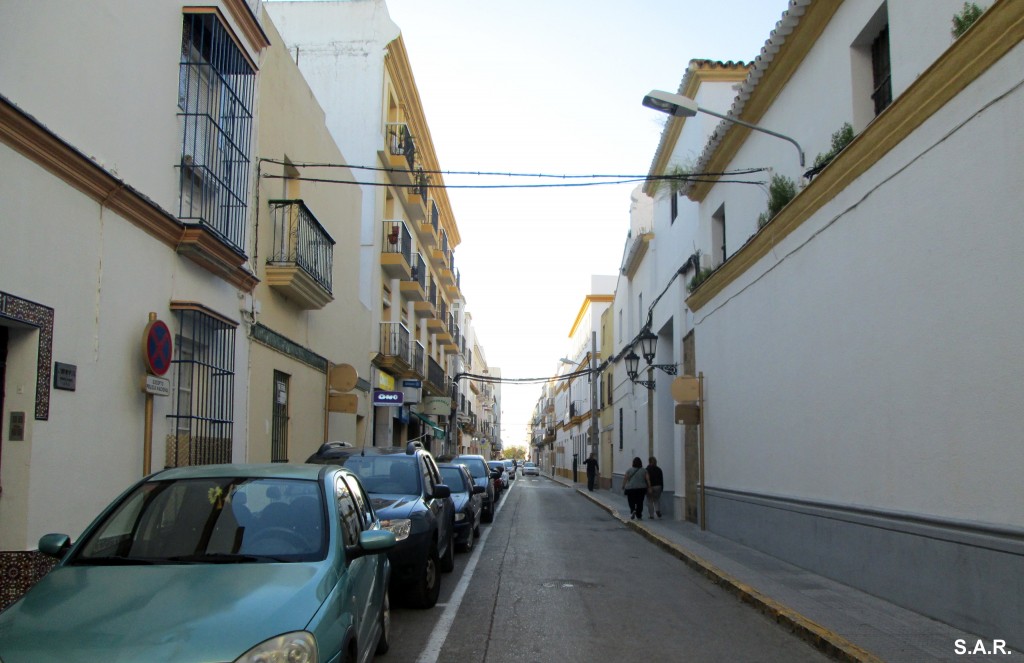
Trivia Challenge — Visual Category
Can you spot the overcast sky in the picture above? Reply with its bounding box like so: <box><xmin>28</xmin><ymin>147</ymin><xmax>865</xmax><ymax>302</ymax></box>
<box><xmin>381</xmin><ymin>0</ymin><xmax>792</xmax><ymax>448</ymax></box>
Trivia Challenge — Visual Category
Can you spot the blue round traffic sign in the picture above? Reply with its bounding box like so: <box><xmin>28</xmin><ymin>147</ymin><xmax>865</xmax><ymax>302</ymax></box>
<box><xmin>143</xmin><ymin>320</ymin><xmax>173</xmax><ymax>376</ymax></box>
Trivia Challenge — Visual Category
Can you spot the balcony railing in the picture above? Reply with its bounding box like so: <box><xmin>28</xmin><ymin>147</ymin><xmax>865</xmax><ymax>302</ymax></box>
<box><xmin>428</xmin><ymin>199</ymin><xmax>440</xmax><ymax>235</ymax></box>
<box><xmin>386</xmin><ymin>123</ymin><xmax>416</xmax><ymax>170</ymax></box>
<box><xmin>411</xmin><ymin>341</ymin><xmax>425</xmax><ymax>376</ymax></box>
<box><xmin>267</xmin><ymin>200</ymin><xmax>335</xmax><ymax>292</ymax></box>
<box><xmin>409</xmin><ymin>253</ymin><xmax>427</xmax><ymax>290</ymax></box>
<box><xmin>427</xmin><ymin>356</ymin><xmax>445</xmax><ymax>392</ymax></box>
<box><xmin>380</xmin><ymin>322</ymin><xmax>411</xmax><ymax>362</ymax></box>
<box><xmin>412</xmin><ymin>169</ymin><xmax>429</xmax><ymax>206</ymax></box>
<box><xmin>382</xmin><ymin>220</ymin><xmax>412</xmax><ymax>263</ymax></box>
<box><xmin>426</xmin><ymin>279</ymin><xmax>438</xmax><ymax>309</ymax></box>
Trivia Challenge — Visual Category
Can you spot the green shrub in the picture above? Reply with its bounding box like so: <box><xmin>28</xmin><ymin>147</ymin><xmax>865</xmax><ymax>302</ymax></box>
<box><xmin>952</xmin><ymin>2</ymin><xmax>984</xmax><ymax>38</ymax></box>
<box><xmin>757</xmin><ymin>174</ymin><xmax>797</xmax><ymax>228</ymax></box>
<box><xmin>812</xmin><ymin>123</ymin><xmax>855</xmax><ymax>170</ymax></box>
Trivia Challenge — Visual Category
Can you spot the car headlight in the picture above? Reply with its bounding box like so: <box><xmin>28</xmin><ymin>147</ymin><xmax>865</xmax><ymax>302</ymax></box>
<box><xmin>380</xmin><ymin>518</ymin><xmax>412</xmax><ymax>541</ymax></box>
<box><xmin>455</xmin><ymin>512</ymin><xmax>466</xmax><ymax>522</ymax></box>
<box><xmin>234</xmin><ymin>631</ymin><xmax>317</xmax><ymax>663</ymax></box>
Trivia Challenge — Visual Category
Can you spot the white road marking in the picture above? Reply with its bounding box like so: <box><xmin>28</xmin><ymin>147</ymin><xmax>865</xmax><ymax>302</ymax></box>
<box><xmin>415</xmin><ymin>480</ymin><xmax>515</xmax><ymax>663</ymax></box>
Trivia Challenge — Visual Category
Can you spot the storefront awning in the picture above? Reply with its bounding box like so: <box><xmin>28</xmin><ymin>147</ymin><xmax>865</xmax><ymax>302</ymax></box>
<box><xmin>414</xmin><ymin>412</ymin><xmax>446</xmax><ymax>439</ymax></box>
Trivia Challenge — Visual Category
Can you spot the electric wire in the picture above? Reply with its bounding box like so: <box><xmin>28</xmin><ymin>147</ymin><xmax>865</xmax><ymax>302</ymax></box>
<box><xmin>260</xmin><ymin>173</ymin><xmax>766</xmax><ymax>189</ymax></box>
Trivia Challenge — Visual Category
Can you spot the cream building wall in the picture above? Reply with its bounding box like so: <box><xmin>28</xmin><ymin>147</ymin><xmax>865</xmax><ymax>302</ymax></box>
<box><xmin>248</xmin><ymin>9</ymin><xmax>372</xmax><ymax>463</ymax></box>
<box><xmin>0</xmin><ymin>0</ymin><xmax>268</xmax><ymax>553</ymax></box>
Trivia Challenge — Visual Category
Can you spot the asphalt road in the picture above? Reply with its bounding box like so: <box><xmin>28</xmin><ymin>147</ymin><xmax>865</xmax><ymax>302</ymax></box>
<box><xmin>387</xmin><ymin>473</ymin><xmax>833</xmax><ymax>663</ymax></box>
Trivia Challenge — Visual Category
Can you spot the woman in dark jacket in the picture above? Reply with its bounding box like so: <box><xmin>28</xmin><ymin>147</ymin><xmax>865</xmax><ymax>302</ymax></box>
<box><xmin>622</xmin><ymin>457</ymin><xmax>650</xmax><ymax>520</ymax></box>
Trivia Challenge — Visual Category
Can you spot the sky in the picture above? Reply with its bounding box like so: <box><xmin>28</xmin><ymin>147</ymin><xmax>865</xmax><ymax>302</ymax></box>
<box><xmin>382</xmin><ymin>0</ymin><xmax>792</xmax><ymax>449</ymax></box>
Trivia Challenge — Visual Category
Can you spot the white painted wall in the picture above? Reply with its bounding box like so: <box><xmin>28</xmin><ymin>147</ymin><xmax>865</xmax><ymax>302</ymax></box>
<box><xmin>0</xmin><ymin>0</ymin><xmax>257</xmax><ymax>546</ymax></box>
<box><xmin>694</xmin><ymin>8</ymin><xmax>1024</xmax><ymax>527</ymax></box>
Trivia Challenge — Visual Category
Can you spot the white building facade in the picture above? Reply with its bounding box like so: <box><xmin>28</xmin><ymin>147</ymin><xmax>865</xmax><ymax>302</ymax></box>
<box><xmin>0</xmin><ymin>0</ymin><xmax>269</xmax><ymax>606</ymax></box>
<box><xmin>648</xmin><ymin>0</ymin><xmax>1021</xmax><ymax>642</ymax></box>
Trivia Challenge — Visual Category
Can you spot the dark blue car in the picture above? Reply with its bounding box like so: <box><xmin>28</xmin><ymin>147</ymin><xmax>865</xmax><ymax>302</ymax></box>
<box><xmin>308</xmin><ymin>442</ymin><xmax>455</xmax><ymax>608</ymax></box>
<box><xmin>439</xmin><ymin>463</ymin><xmax>484</xmax><ymax>552</ymax></box>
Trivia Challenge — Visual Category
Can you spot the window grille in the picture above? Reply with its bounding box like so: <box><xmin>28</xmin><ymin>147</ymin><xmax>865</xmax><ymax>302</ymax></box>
<box><xmin>871</xmin><ymin>25</ymin><xmax>892</xmax><ymax>116</ymax></box>
<box><xmin>167</xmin><ymin>306</ymin><xmax>237</xmax><ymax>467</ymax></box>
<box><xmin>272</xmin><ymin>371</ymin><xmax>289</xmax><ymax>462</ymax></box>
<box><xmin>177</xmin><ymin>12</ymin><xmax>255</xmax><ymax>253</ymax></box>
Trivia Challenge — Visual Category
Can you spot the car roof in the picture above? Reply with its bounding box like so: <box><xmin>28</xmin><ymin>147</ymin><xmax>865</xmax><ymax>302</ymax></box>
<box><xmin>153</xmin><ymin>463</ymin><xmax>327</xmax><ymax>481</ymax></box>
<box><xmin>309</xmin><ymin>442</ymin><xmax>431</xmax><ymax>462</ymax></box>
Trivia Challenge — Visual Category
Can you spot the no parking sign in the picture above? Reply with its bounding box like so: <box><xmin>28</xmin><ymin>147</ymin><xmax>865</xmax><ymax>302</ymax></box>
<box><xmin>142</xmin><ymin>318</ymin><xmax>173</xmax><ymax>377</ymax></box>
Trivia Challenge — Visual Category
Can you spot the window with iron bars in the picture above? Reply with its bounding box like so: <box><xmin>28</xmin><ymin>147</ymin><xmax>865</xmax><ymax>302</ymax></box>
<box><xmin>166</xmin><ymin>306</ymin><xmax>237</xmax><ymax>467</ymax></box>
<box><xmin>177</xmin><ymin>12</ymin><xmax>255</xmax><ymax>254</ymax></box>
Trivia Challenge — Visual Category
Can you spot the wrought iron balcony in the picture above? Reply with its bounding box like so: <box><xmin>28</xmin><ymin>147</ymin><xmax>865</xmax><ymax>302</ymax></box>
<box><xmin>265</xmin><ymin>199</ymin><xmax>335</xmax><ymax>309</ymax></box>
<box><xmin>411</xmin><ymin>341</ymin><xmax>426</xmax><ymax>378</ymax></box>
<box><xmin>426</xmin><ymin>356</ymin><xmax>446</xmax><ymax>395</ymax></box>
<box><xmin>375</xmin><ymin>321</ymin><xmax>412</xmax><ymax>375</ymax></box>
<box><xmin>416</xmin><ymin>198</ymin><xmax>440</xmax><ymax>247</ymax></box>
<box><xmin>401</xmin><ymin>253</ymin><xmax>427</xmax><ymax>302</ymax></box>
<box><xmin>386</xmin><ymin>122</ymin><xmax>416</xmax><ymax>171</ymax></box>
<box><xmin>380</xmin><ymin>220</ymin><xmax>412</xmax><ymax>278</ymax></box>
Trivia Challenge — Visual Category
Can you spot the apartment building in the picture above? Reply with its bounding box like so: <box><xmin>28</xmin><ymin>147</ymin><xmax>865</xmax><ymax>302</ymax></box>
<box><xmin>644</xmin><ymin>0</ymin><xmax>1020</xmax><ymax>640</ymax></box>
<box><xmin>266</xmin><ymin>0</ymin><xmax>486</xmax><ymax>457</ymax></box>
<box><xmin>247</xmin><ymin>10</ymin><xmax>373</xmax><ymax>463</ymax></box>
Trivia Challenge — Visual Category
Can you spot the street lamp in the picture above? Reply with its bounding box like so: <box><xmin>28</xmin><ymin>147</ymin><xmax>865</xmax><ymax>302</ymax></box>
<box><xmin>625</xmin><ymin>329</ymin><xmax>677</xmax><ymax>390</ymax></box>
<box><xmin>643</xmin><ymin>89</ymin><xmax>805</xmax><ymax>167</ymax></box>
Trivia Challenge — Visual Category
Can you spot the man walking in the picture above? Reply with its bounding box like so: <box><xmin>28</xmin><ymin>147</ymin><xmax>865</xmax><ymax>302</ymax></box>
<box><xmin>583</xmin><ymin>452</ymin><xmax>599</xmax><ymax>491</ymax></box>
<box><xmin>646</xmin><ymin>457</ymin><xmax>664</xmax><ymax>518</ymax></box>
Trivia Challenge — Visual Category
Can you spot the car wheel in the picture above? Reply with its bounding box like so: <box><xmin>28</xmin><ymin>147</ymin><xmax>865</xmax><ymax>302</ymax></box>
<box><xmin>409</xmin><ymin>545</ymin><xmax>441</xmax><ymax>609</ymax></box>
<box><xmin>375</xmin><ymin>591</ymin><xmax>391</xmax><ymax>655</ymax></box>
<box><xmin>461</xmin><ymin>524</ymin><xmax>475</xmax><ymax>552</ymax></box>
<box><xmin>439</xmin><ymin>526</ymin><xmax>455</xmax><ymax>572</ymax></box>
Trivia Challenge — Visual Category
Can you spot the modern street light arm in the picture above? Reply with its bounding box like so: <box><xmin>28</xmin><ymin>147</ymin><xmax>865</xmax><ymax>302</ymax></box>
<box><xmin>693</xmin><ymin>105</ymin><xmax>805</xmax><ymax>167</ymax></box>
<box><xmin>643</xmin><ymin>89</ymin><xmax>805</xmax><ymax>167</ymax></box>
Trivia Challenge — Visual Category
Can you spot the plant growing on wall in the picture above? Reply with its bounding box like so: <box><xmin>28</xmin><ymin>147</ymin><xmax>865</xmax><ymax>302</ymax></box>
<box><xmin>813</xmin><ymin>123</ymin><xmax>856</xmax><ymax>171</ymax></box>
<box><xmin>952</xmin><ymin>2</ymin><xmax>984</xmax><ymax>38</ymax></box>
<box><xmin>649</xmin><ymin>162</ymin><xmax>693</xmax><ymax>197</ymax></box>
<box><xmin>757</xmin><ymin>173</ymin><xmax>797</xmax><ymax>229</ymax></box>
<box><xmin>687</xmin><ymin>267</ymin><xmax>715</xmax><ymax>293</ymax></box>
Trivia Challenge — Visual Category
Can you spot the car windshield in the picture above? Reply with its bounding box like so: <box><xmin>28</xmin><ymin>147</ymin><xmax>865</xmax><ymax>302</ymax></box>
<box><xmin>439</xmin><ymin>467</ymin><xmax>468</xmax><ymax>493</ymax></box>
<box><xmin>454</xmin><ymin>458</ymin><xmax>487</xmax><ymax>479</ymax></box>
<box><xmin>488</xmin><ymin>462</ymin><xmax>503</xmax><ymax>472</ymax></box>
<box><xmin>71</xmin><ymin>477</ymin><xmax>326</xmax><ymax>565</ymax></box>
<box><xmin>341</xmin><ymin>455</ymin><xmax>421</xmax><ymax>495</ymax></box>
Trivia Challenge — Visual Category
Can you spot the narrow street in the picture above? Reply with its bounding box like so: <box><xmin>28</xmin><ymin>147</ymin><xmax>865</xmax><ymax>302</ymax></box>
<box><xmin>388</xmin><ymin>475</ymin><xmax>832</xmax><ymax>662</ymax></box>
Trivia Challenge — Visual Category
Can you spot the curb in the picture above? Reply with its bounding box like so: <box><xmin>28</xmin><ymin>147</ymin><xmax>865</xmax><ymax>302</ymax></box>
<box><xmin>572</xmin><ymin>485</ymin><xmax>885</xmax><ymax>663</ymax></box>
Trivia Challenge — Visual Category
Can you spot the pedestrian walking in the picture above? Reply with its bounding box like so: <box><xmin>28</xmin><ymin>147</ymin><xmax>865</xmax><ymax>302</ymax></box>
<box><xmin>622</xmin><ymin>457</ymin><xmax>650</xmax><ymax>520</ymax></box>
<box><xmin>646</xmin><ymin>457</ymin><xmax>664</xmax><ymax>519</ymax></box>
<box><xmin>583</xmin><ymin>452</ymin><xmax>599</xmax><ymax>491</ymax></box>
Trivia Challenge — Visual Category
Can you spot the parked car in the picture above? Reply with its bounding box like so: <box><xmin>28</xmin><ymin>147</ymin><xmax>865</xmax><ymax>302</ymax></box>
<box><xmin>522</xmin><ymin>461</ymin><xmax>540</xmax><ymax>476</ymax></box>
<box><xmin>439</xmin><ymin>463</ymin><xmax>484</xmax><ymax>552</ymax></box>
<box><xmin>0</xmin><ymin>463</ymin><xmax>396</xmax><ymax>663</ymax></box>
<box><xmin>452</xmin><ymin>454</ymin><xmax>498</xmax><ymax>523</ymax></box>
<box><xmin>503</xmin><ymin>458</ymin><xmax>516</xmax><ymax>481</ymax></box>
<box><xmin>488</xmin><ymin>460</ymin><xmax>509</xmax><ymax>491</ymax></box>
<box><xmin>308</xmin><ymin>441</ymin><xmax>455</xmax><ymax>608</ymax></box>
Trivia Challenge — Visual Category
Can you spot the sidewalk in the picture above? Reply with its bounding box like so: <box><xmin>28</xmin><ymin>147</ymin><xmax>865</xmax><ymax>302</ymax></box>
<box><xmin>544</xmin><ymin>474</ymin><xmax>1009</xmax><ymax>663</ymax></box>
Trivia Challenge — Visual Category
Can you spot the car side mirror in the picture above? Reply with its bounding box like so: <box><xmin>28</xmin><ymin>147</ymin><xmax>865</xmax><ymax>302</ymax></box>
<box><xmin>347</xmin><ymin>529</ymin><xmax>397</xmax><ymax>560</ymax></box>
<box><xmin>490</xmin><ymin>470</ymin><xmax>501</xmax><ymax>479</ymax></box>
<box><xmin>38</xmin><ymin>533</ymin><xmax>71</xmax><ymax>558</ymax></box>
<box><xmin>473</xmin><ymin>485</ymin><xmax>486</xmax><ymax>494</ymax></box>
<box><xmin>433</xmin><ymin>483</ymin><xmax>451</xmax><ymax>499</ymax></box>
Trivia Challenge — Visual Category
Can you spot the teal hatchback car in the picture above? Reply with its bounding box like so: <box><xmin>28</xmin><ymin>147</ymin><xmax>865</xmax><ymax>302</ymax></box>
<box><xmin>0</xmin><ymin>464</ymin><xmax>396</xmax><ymax>663</ymax></box>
